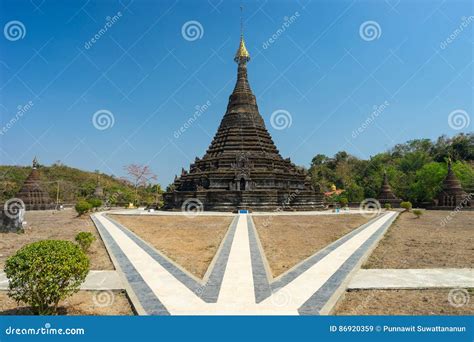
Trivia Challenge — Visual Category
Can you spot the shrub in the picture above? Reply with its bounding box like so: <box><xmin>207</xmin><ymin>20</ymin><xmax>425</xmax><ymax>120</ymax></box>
<box><xmin>384</xmin><ymin>203</ymin><xmax>392</xmax><ymax>210</ymax></box>
<box><xmin>75</xmin><ymin>232</ymin><xmax>96</xmax><ymax>252</ymax></box>
<box><xmin>412</xmin><ymin>209</ymin><xmax>423</xmax><ymax>218</ymax></box>
<box><xmin>339</xmin><ymin>197</ymin><xmax>348</xmax><ymax>207</ymax></box>
<box><xmin>87</xmin><ymin>198</ymin><xmax>102</xmax><ymax>209</ymax></box>
<box><xmin>5</xmin><ymin>240</ymin><xmax>89</xmax><ymax>315</ymax></box>
<box><xmin>400</xmin><ymin>201</ymin><xmax>412</xmax><ymax>211</ymax></box>
<box><xmin>75</xmin><ymin>200</ymin><xmax>92</xmax><ymax>216</ymax></box>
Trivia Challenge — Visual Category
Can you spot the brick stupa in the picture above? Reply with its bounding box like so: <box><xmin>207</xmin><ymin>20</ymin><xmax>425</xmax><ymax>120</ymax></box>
<box><xmin>164</xmin><ymin>31</ymin><xmax>323</xmax><ymax>211</ymax></box>
<box><xmin>435</xmin><ymin>159</ymin><xmax>471</xmax><ymax>209</ymax></box>
<box><xmin>15</xmin><ymin>158</ymin><xmax>55</xmax><ymax>210</ymax></box>
<box><xmin>377</xmin><ymin>171</ymin><xmax>401</xmax><ymax>208</ymax></box>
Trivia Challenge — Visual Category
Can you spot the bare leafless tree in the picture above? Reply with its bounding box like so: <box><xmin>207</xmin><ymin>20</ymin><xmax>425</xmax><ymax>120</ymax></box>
<box><xmin>122</xmin><ymin>164</ymin><xmax>157</xmax><ymax>204</ymax></box>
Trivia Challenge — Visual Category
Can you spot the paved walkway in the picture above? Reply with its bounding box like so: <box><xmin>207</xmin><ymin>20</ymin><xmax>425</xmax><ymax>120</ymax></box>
<box><xmin>0</xmin><ymin>270</ymin><xmax>124</xmax><ymax>290</ymax></box>
<box><xmin>92</xmin><ymin>210</ymin><xmax>399</xmax><ymax>315</ymax></box>
<box><xmin>348</xmin><ymin>269</ymin><xmax>474</xmax><ymax>289</ymax></box>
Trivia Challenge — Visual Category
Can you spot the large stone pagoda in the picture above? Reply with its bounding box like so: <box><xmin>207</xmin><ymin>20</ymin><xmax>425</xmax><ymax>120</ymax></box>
<box><xmin>15</xmin><ymin>158</ymin><xmax>55</xmax><ymax>210</ymax></box>
<box><xmin>435</xmin><ymin>158</ymin><xmax>471</xmax><ymax>209</ymax></box>
<box><xmin>164</xmin><ymin>32</ymin><xmax>323</xmax><ymax>211</ymax></box>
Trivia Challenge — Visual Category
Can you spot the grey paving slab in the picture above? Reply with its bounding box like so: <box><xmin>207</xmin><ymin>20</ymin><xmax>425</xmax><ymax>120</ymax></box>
<box><xmin>348</xmin><ymin>268</ymin><xmax>474</xmax><ymax>289</ymax></box>
<box><xmin>91</xmin><ymin>216</ymin><xmax>169</xmax><ymax>315</ymax></box>
<box><xmin>105</xmin><ymin>214</ymin><xmax>239</xmax><ymax>303</ymax></box>
<box><xmin>270</xmin><ymin>214</ymin><xmax>385</xmax><ymax>292</ymax></box>
<box><xmin>297</xmin><ymin>212</ymin><xmax>398</xmax><ymax>315</ymax></box>
<box><xmin>0</xmin><ymin>270</ymin><xmax>124</xmax><ymax>291</ymax></box>
<box><xmin>200</xmin><ymin>216</ymin><xmax>239</xmax><ymax>302</ymax></box>
<box><xmin>246</xmin><ymin>216</ymin><xmax>272</xmax><ymax>303</ymax></box>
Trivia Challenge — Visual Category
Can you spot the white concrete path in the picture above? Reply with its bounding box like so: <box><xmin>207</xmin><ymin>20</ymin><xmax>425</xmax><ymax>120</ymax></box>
<box><xmin>348</xmin><ymin>269</ymin><xmax>474</xmax><ymax>289</ymax></box>
<box><xmin>0</xmin><ymin>270</ymin><xmax>124</xmax><ymax>290</ymax></box>
<box><xmin>93</xmin><ymin>211</ymin><xmax>400</xmax><ymax>315</ymax></box>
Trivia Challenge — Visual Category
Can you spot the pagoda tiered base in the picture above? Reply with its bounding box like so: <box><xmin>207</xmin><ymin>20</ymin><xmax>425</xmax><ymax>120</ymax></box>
<box><xmin>377</xmin><ymin>198</ymin><xmax>402</xmax><ymax>208</ymax></box>
<box><xmin>164</xmin><ymin>189</ymin><xmax>324</xmax><ymax>212</ymax></box>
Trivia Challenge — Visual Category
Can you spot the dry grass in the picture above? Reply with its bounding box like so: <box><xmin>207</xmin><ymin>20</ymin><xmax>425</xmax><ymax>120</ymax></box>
<box><xmin>334</xmin><ymin>289</ymin><xmax>474</xmax><ymax>315</ymax></box>
<box><xmin>364</xmin><ymin>210</ymin><xmax>474</xmax><ymax>268</ymax></box>
<box><xmin>0</xmin><ymin>209</ymin><xmax>114</xmax><ymax>270</ymax></box>
<box><xmin>109</xmin><ymin>214</ymin><xmax>232</xmax><ymax>279</ymax></box>
<box><xmin>253</xmin><ymin>214</ymin><xmax>371</xmax><ymax>278</ymax></box>
<box><xmin>0</xmin><ymin>291</ymin><xmax>133</xmax><ymax>315</ymax></box>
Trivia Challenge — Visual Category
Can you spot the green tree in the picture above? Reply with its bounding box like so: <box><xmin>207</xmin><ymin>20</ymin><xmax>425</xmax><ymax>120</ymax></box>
<box><xmin>5</xmin><ymin>240</ymin><xmax>89</xmax><ymax>315</ymax></box>
<box><xmin>75</xmin><ymin>232</ymin><xmax>96</xmax><ymax>252</ymax></box>
<box><xmin>75</xmin><ymin>200</ymin><xmax>92</xmax><ymax>216</ymax></box>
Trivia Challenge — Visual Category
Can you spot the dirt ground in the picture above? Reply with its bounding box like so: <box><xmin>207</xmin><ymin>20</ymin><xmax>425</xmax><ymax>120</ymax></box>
<box><xmin>334</xmin><ymin>289</ymin><xmax>474</xmax><ymax>315</ymax></box>
<box><xmin>253</xmin><ymin>214</ymin><xmax>371</xmax><ymax>278</ymax></box>
<box><xmin>0</xmin><ymin>290</ymin><xmax>133</xmax><ymax>315</ymax></box>
<box><xmin>364</xmin><ymin>210</ymin><xmax>474</xmax><ymax>268</ymax></box>
<box><xmin>0</xmin><ymin>209</ymin><xmax>114</xmax><ymax>270</ymax></box>
<box><xmin>109</xmin><ymin>215</ymin><xmax>233</xmax><ymax>279</ymax></box>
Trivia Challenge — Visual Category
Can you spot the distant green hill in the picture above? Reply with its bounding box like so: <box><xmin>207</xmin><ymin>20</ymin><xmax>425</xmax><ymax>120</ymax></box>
<box><xmin>309</xmin><ymin>133</ymin><xmax>474</xmax><ymax>205</ymax></box>
<box><xmin>0</xmin><ymin>163</ymin><xmax>162</xmax><ymax>206</ymax></box>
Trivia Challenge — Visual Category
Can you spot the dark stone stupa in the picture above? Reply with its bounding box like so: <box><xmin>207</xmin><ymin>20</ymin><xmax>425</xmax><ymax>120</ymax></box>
<box><xmin>377</xmin><ymin>171</ymin><xmax>401</xmax><ymax>208</ymax></box>
<box><xmin>435</xmin><ymin>159</ymin><xmax>471</xmax><ymax>209</ymax></box>
<box><xmin>164</xmin><ymin>32</ymin><xmax>323</xmax><ymax>211</ymax></box>
<box><xmin>15</xmin><ymin>158</ymin><xmax>55</xmax><ymax>210</ymax></box>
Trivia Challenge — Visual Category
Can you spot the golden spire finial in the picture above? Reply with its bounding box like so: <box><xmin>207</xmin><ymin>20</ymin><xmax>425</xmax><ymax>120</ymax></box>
<box><xmin>234</xmin><ymin>4</ymin><xmax>250</xmax><ymax>64</ymax></box>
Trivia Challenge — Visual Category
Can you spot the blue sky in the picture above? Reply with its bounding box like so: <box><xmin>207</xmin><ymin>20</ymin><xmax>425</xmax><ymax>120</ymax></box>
<box><xmin>0</xmin><ymin>0</ymin><xmax>472</xmax><ymax>186</ymax></box>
